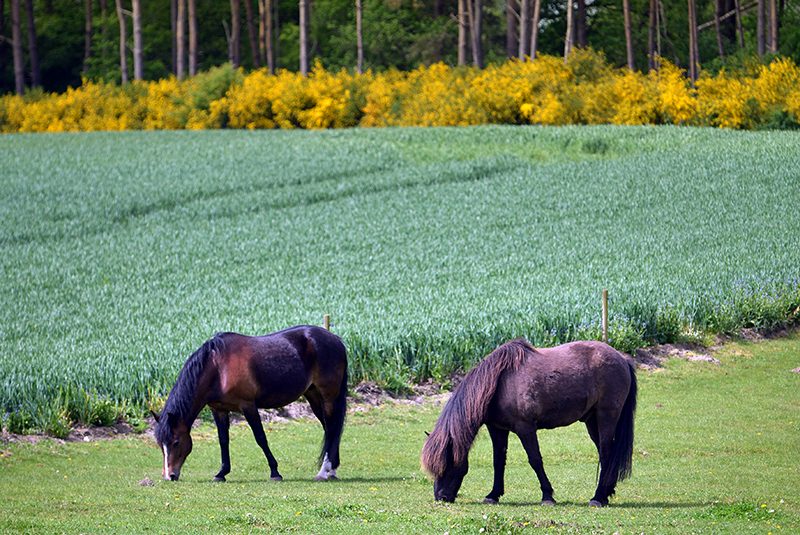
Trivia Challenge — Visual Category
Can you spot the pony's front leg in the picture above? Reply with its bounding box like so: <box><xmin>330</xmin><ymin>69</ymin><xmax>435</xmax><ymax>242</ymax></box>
<box><xmin>517</xmin><ymin>429</ymin><xmax>555</xmax><ymax>505</ymax></box>
<box><xmin>212</xmin><ymin>409</ymin><xmax>232</xmax><ymax>482</ymax></box>
<box><xmin>242</xmin><ymin>405</ymin><xmax>283</xmax><ymax>481</ymax></box>
<box><xmin>484</xmin><ymin>424</ymin><xmax>509</xmax><ymax>504</ymax></box>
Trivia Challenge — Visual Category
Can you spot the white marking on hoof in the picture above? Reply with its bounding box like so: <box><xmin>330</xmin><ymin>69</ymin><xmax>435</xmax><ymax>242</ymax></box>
<box><xmin>315</xmin><ymin>454</ymin><xmax>335</xmax><ymax>480</ymax></box>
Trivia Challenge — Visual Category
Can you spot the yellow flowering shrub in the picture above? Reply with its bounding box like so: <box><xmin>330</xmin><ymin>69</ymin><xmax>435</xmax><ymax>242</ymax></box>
<box><xmin>652</xmin><ymin>60</ymin><xmax>698</xmax><ymax>124</ymax></box>
<box><xmin>2</xmin><ymin>54</ymin><xmax>799</xmax><ymax>132</ymax></box>
<box><xmin>696</xmin><ymin>71</ymin><xmax>755</xmax><ymax>128</ymax></box>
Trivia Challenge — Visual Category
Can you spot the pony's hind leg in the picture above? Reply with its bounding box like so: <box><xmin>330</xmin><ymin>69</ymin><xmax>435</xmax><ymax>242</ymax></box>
<box><xmin>212</xmin><ymin>409</ymin><xmax>231</xmax><ymax>482</ymax></box>
<box><xmin>242</xmin><ymin>405</ymin><xmax>283</xmax><ymax>481</ymax></box>
<box><xmin>517</xmin><ymin>429</ymin><xmax>556</xmax><ymax>505</ymax></box>
<box><xmin>484</xmin><ymin>424</ymin><xmax>509</xmax><ymax>504</ymax></box>
<box><xmin>588</xmin><ymin>412</ymin><xmax>618</xmax><ymax>507</ymax></box>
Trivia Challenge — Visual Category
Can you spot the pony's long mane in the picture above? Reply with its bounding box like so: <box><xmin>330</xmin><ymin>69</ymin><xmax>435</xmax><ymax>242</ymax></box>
<box><xmin>421</xmin><ymin>338</ymin><xmax>533</xmax><ymax>477</ymax></box>
<box><xmin>155</xmin><ymin>333</ymin><xmax>227</xmax><ymax>445</ymax></box>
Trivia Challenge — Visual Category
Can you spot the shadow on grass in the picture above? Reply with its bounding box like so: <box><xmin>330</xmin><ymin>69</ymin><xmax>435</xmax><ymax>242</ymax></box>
<box><xmin>210</xmin><ymin>476</ymin><xmax>411</xmax><ymax>485</ymax></box>
<box><xmin>457</xmin><ymin>499</ymin><xmax>709</xmax><ymax>509</ymax></box>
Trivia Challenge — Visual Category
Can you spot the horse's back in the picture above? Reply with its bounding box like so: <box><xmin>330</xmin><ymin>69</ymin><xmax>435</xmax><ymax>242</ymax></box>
<box><xmin>494</xmin><ymin>341</ymin><xmax>632</xmax><ymax>430</ymax></box>
<box><xmin>212</xmin><ymin>326</ymin><xmax>346</xmax><ymax>410</ymax></box>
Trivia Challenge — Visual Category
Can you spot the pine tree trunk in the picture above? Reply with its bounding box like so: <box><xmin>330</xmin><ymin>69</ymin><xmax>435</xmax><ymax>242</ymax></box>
<box><xmin>623</xmin><ymin>0</ymin><xmax>634</xmax><ymax>69</ymax></box>
<box><xmin>714</xmin><ymin>0</ymin><xmax>725</xmax><ymax>57</ymax></box>
<box><xmin>24</xmin><ymin>0</ymin><xmax>40</xmax><ymax>87</ymax></box>
<box><xmin>299</xmin><ymin>0</ymin><xmax>307</xmax><ymax>75</ymax></box>
<box><xmin>466</xmin><ymin>0</ymin><xmax>483</xmax><ymax>68</ymax></box>
<box><xmin>229</xmin><ymin>0</ymin><xmax>240</xmax><ymax>67</ymax></box>
<box><xmin>506</xmin><ymin>0</ymin><xmax>517</xmax><ymax>58</ymax></box>
<box><xmin>114</xmin><ymin>0</ymin><xmax>128</xmax><ymax>83</ymax></box>
<box><xmin>355</xmin><ymin>0</ymin><xmax>363</xmax><ymax>73</ymax></box>
<box><xmin>648</xmin><ymin>0</ymin><xmax>656</xmax><ymax>70</ymax></box>
<box><xmin>265</xmin><ymin>0</ymin><xmax>273</xmax><ymax>72</ymax></box>
<box><xmin>243</xmin><ymin>0</ymin><xmax>259</xmax><ymax>67</ymax></box>
<box><xmin>733</xmin><ymin>0</ymin><xmax>745</xmax><ymax>48</ymax></box>
<box><xmin>188</xmin><ymin>0</ymin><xmax>197</xmax><ymax>75</ymax></box>
<box><xmin>529</xmin><ymin>0</ymin><xmax>540</xmax><ymax>59</ymax></box>
<box><xmin>518</xmin><ymin>0</ymin><xmax>529</xmax><ymax>59</ymax></box>
<box><xmin>768</xmin><ymin>0</ymin><xmax>778</xmax><ymax>52</ymax></box>
<box><xmin>564</xmin><ymin>0</ymin><xmax>573</xmax><ymax>62</ymax></box>
<box><xmin>458</xmin><ymin>0</ymin><xmax>467</xmax><ymax>65</ymax></box>
<box><xmin>687</xmin><ymin>0</ymin><xmax>699</xmax><ymax>82</ymax></box>
<box><xmin>176</xmin><ymin>0</ymin><xmax>185</xmax><ymax>78</ymax></box>
<box><xmin>757</xmin><ymin>0</ymin><xmax>765</xmax><ymax>55</ymax></box>
<box><xmin>576</xmin><ymin>0</ymin><xmax>586</xmax><ymax>48</ymax></box>
<box><xmin>132</xmin><ymin>0</ymin><xmax>142</xmax><ymax>79</ymax></box>
<box><xmin>83</xmin><ymin>0</ymin><xmax>92</xmax><ymax>75</ymax></box>
<box><xmin>11</xmin><ymin>0</ymin><xmax>25</xmax><ymax>94</ymax></box>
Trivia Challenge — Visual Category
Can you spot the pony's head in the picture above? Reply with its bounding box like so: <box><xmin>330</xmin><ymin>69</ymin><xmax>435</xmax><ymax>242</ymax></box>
<box><xmin>421</xmin><ymin>426</ymin><xmax>470</xmax><ymax>502</ymax></box>
<box><xmin>154</xmin><ymin>411</ymin><xmax>193</xmax><ymax>481</ymax></box>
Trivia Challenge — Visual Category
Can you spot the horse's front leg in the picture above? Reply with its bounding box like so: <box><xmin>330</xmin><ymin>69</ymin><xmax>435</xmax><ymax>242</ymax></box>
<box><xmin>212</xmin><ymin>409</ymin><xmax>231</xmax><ymax>482</ymax></box>
<box><xmin>517</xmin><ymin>429</ymin><xmax>555</xmax><ymax>505</ymax></box>
<box><xmin>484</xmin><ymin>424</ymin><xmax>509</xmax><ymax>504</ymax></box>
<box><xmin>242</xmin><ymin>405</ymin><xmax>283</xmax><ymax>481</ymax></box>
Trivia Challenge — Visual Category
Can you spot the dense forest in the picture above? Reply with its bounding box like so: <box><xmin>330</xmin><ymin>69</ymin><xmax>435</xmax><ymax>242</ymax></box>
<box><xmin>1</xmin><ymin>0</ymin><xmax>799</xmax><ymax>94</ymax></box>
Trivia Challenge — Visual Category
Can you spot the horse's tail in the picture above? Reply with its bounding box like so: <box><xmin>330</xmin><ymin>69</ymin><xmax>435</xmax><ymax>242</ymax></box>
<box><xmin>603</xmin><ymin>359</ymin><xmax>637</xmax><ymax>486</ymax></box>
<box><xmin>421</xmin><ymin>339</ymin><xmax>531</xmax><ymax>477</ymax></box>
<box><xmin>319</xmin><ymin>340</ymin><xmax>348</xmax><ymax>470</ymax></box>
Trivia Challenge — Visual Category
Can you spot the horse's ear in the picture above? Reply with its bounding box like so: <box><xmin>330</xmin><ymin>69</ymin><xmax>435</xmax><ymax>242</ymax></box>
<box><xmin>150</xmin><ymin>410</ymin><xmax>160</xmax><ymax>423</ymax></box>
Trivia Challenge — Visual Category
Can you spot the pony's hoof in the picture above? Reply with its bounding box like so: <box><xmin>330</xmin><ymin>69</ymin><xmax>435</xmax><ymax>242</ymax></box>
<box><xmin>213</xmin><ymin>476</ymin><xmax>226</xmax><ymax>483</ymax></box>
<box><xmin>483</xmin><ymin>497</ymin><xmax>499</xmax><ymax>505</ymax></box>
<box><xmin>270</xmin><ymin>475</ymin><xmax>283</xmax><ymax>482</ymax></box>
<box><xmin>541</xmin><ymin>499</ymin><xmax>556</xmax><ymax>506</ymax></box>
<box><xmin>588</xmin><ymin>499</ymin><xmax>606</xmax><ymax>508</ymax></box>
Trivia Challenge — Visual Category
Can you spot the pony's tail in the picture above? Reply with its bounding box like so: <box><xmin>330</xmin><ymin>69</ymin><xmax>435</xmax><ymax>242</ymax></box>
<box><xmin>603</xmin><ymin>360</ymin><xmax>637</xmax><ymax>486</ymax></box>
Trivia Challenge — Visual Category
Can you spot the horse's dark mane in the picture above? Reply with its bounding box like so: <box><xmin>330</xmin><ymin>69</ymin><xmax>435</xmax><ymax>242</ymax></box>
<box><xmin>155</xmin><ymin>333</ymin><xmax>228</xmax><ymax>445</ymax></box>
<box><xmin>421</xmin><ymin>338</ymin><xmax>533</xmax><ymax>477</ymax></box>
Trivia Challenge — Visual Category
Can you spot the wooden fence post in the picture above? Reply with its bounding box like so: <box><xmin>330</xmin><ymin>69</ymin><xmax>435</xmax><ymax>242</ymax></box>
<box><xmin>601</xmin><ymin>289</ymin><xmax>608</xmax><ymax>343</ymax></box>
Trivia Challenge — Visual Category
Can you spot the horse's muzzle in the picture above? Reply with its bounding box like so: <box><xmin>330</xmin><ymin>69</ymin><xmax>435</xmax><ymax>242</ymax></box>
<box><xmin>169</xmin><ymin>473</ymin><xmax>180</xmax><ymax>481</ymax></box>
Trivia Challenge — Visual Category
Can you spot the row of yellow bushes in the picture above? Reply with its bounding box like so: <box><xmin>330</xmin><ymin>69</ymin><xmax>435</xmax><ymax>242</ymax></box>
<box><xmin>2</xmin><ymin>50</ymin><xmax>799</xmax><ymax>132</ymax></box>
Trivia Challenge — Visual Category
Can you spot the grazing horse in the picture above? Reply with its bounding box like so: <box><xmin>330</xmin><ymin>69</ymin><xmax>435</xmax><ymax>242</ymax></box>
<box><xmin>154</xmin><ymin>325</ymin><xmax>347</xmax><ymax>482</ymax></box>
<box><xmin>421</xmin><ymin>339</ymin><xmax>636</xmax><ymax>507</ymax></box>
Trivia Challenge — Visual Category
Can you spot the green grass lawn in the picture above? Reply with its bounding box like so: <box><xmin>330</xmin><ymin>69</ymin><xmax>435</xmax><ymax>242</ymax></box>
<box><xmin>2</xmin><ymin>334</ymin><xmax>798</xmax><ymax>533</ymax></box>
<box><xmin>2</xmin><ymin>126</ymin><xmax>800</xmax><ymax>431</ymax></box>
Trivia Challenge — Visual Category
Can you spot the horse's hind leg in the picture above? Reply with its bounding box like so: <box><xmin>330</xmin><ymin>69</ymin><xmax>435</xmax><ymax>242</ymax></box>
<box><xmin>212</xmin><ymin>409</ymin><xmax>231</xmax><ymax>482</ymax></box>
<box><xmin>305</xmin><ymin>387</ymin><xmax>335</xmax><ymax>481</ymax></box>
<box><xmin>484</xmin><ymin>424</ymin><xmax>509</xmax><ymax>504</ymax></box>
<box><xmin>242</xmin><ymin>405</ymin><xmax>283</xmax><ymax>481</ymax></box>
<box><xmin>310</xmin><ymin>374</ymin><xmax>347</xmax><ymax>481</ymax></box>
<box><xmin>517</xmin><ymin>429</ymin><xmax>556</xmax><ymax>505</ymax></box>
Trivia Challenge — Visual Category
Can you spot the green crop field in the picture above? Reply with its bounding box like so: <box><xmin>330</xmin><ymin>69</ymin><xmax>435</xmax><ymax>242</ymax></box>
<box><xmin>2</xmin><ymin>125</ymin><xmax>800</xmax><ymax>432</ymax></box>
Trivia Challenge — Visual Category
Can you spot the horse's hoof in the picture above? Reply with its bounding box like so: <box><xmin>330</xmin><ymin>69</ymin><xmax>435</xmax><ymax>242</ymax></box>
<box><xmin>213</xmin><ymin>476</ymin><xmax>226</xmax><ymax>483</ymax></box>
<box><xmin>541</xmin><ymin>499</ymin><xmax>556</xmax><ymax>506</ymax></box>
<box><xmin>270</xmin><ymin>475</ymin><xmax>283</xmax><ymax>482</ymax></box>
<box><xmin>483</xmin><ymin>497</ymin><xmax>499</xmax><ymax>505</ymax></box>
<box><xmin>588</xmin><ymin>499</ymin><xmax>606</xmax><ymax>508</ymax></box>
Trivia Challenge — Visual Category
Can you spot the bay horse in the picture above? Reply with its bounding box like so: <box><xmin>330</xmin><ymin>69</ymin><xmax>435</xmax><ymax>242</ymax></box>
<box><xmin>154</xmin><ymin>325</ymin><xmax>347</xmax><ymax>483</ymax></box>
<box><xmin>421</xmin><ymin>339</ymin><xmax>636</xmax><ymax>507</ymax></box>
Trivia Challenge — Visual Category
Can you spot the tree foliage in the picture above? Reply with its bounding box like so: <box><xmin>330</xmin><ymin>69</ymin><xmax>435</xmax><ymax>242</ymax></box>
<box><xmin>1</xmin><ymin>0</ymin><xmax>799</xmax><ymax>93</ymax></box>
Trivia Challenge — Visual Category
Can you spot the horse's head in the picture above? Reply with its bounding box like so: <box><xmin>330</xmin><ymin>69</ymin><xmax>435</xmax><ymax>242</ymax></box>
<box><xmin>154</xmin><ymin>411</ymin><xmax>193</xmax><ymax>481</ymax></box>
<box><xmin>432</xmin><ymin>444</ymin><xmax>469</xmax><ymax>502</ymax></box>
